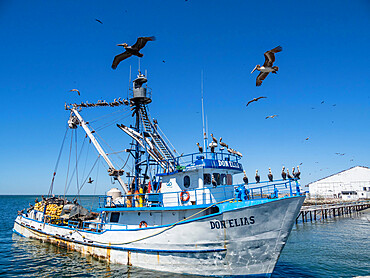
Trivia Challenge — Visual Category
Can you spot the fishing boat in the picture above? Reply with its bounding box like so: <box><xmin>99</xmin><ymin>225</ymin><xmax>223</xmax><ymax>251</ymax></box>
<box><xmin>13</xmin><ymin>71</ymin><xmax>305</xmax><ymax>277</ymax></box>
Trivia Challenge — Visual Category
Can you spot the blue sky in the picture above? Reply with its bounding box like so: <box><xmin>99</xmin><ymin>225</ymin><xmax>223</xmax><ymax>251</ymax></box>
<box><xmin>0</xmin><ymin>0</ymin><xmax>369</xmax><ymax>195</ymax></box>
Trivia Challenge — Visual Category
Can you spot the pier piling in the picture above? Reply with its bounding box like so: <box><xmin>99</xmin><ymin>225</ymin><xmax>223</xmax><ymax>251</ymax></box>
<box><xmin>296</xmin><ymin>201</ymin><xmax>370</xmax><ymax>224</ymax></box>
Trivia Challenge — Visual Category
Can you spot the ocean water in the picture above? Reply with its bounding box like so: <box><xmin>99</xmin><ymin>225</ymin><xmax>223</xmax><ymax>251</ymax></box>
<box><xmin>1</xmin><ymin>195</ymin><xmax>369</xmax><ymax>278</ymax></box>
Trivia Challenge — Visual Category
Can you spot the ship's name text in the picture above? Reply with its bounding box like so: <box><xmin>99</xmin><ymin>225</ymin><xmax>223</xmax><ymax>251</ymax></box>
<box><xmin>210</xmin><ymin>216</ymin><xmax>255</xmax><ymax>229</ymax></box>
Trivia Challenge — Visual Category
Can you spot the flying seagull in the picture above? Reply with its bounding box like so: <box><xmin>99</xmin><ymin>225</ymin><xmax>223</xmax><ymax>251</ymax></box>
<box><xmin>246</xmin><ymin>96</ymin><xmax>267</xmax><ymax>107</ymax></box>
<box><xmin>265</xmin><ymin>115</ymin><xmax>278</xmax><ymax>119</ymax></box>
<box><xmin>95</xmin><ymin>19</ymin><xmax>103</xmax><ymax>24</ymax></box>
<box><xmin>69</xmin><ymin>89</ymin><xmax>80</xmax><ymax>96</ymax></box>
<box><xmin>112</xmin><ymin>36</ymin><xmax>156</xmax><ymax>69</ymax></box>
<box><xmin>251</xmin><ymin>46</ymin><xmax>282</xmax><ymax>86</ymax></box>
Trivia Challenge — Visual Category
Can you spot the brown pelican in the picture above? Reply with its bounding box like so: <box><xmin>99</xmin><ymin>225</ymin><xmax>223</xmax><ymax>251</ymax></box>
<box><xmin>219</xmin><ymin>137</ymin><xmax>228</xmax><ymax>149</ymax></box>
<box><xmin>296</xmin><ymin>166</ymin><xmax>301</xmax><ymax>179</ymax></box>
<box><xmin>69</xmin><ymin>89</ymin><xmax>80</xmax><ymax>96</ymax></box>
<box><xmin>112</xmin><ymin>36</ymin><xmax>156</xmax><ymax>69</ymax></box>
<box><xmin>210</xmin><ymin>133</ymin><xmax>218</xmax><ymax>144</ymax></box>
<box><xmin>281</xmin><ymin>166</ymin><xmax>287</xmax><ymax>180</ymax></box>
<box><xmin>255</xmin><ymin>170</ymin><xmax>260</xmax><ymax>183</ymax></box>
<box><xmin>212</xmin><ymin>175</ymin><xmax>217</xmax><ymax>187</ymax></box>
<box><xmin>292</xmin><ymin>167</ymin><xmax>296</xmax><ymax>178</ymax></box>
<box><xmin>209</xmin><ymin>141</ymin><xmax>217</xmax><ymax>153</ymax></box>
<box><xmin>123</xmin><ymin>99</ymin><xmax>129</xmax><ymax>105</ymax></box>
<box><xmin>305</xmin><ymin>137</ymin><xmax>310</xmax><ymax>141</ymax></box>
<box><xmin>95</xmin><ymin>19</ymin><xmax>103</xmax><ymax>24</ymax></box>
<box><xmin>243</xmin><ymin>170</ymin><xmax>248</xmax><ymax>185</ymax></box>
<box><xmin>196</xmin><ymin>142</ymin><xmax>203</xmax><ymax>153</ymax></box>
<box><xmin>87</xmin><ymin>177</ymin><xmax>94</xmax><ymax>184</ymax></box>
<box><xmin>246</xmin><ymin>96</ymin><xmax>267</xmax><ymax>107</ymax></box>
<box><xmin>234</xmin><ymin>150</ymin><xmax>243</xmax><ymax>157</ymax></box>
<box><xmin>265</xmin><ymin>115</ymin><xmax>278</xmax><ymax>119</ymax></box>
<box><xmin>268</xmin><ymin>168</ymin><xmax>273</xmax><ymax>182</ymax></box>
<box><xmin>251</xmin><ymin>46</ymin><xmax>282</xmax><ymax>86</ymax></box>
<box><xmin>287</xmin><ymin>169</ymin><xmax>294</xmax><ymax>180</ymax></box>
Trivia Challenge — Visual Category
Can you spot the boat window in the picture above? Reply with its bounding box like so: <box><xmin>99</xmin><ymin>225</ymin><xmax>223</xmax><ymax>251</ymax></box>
<box><xmin>184</xmin><ymin>175</ymin><xmax>190</xmax><ymax>188</ymax></box>
<box><xmin>110</xmin><ymin>212</ymin><xmax>120</xmax><ymax>223</ymax></box>
<box><xmin>214</xmin><ymin>173</ymin><xmax>221</xmax><ymax>185</ymax></box>
<box><xmin>227</xmin><ymin>174</ymin><xmax>232</xmax><ymax>185</ymax></box>
<box><xmin>221</xmin><ymin>174</ymin><xmax>227</xmax><ymax>185</ymax></box>
<box><xmin>203</xmin><ymin>174</ymin><xmax>211</xmax><ymax>185</ymax></box>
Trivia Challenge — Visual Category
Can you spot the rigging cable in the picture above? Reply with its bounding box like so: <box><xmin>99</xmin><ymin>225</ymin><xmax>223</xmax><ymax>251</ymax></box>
<box><xmin>48</xmin><ymin>127</ymin><xmax>69</xmax><ymax>196</ymax></box>
<box><xmin>78</xmin><ymin>155</ymin><xmax>101</xmax><ymax>192</ymax></box>
<box><xmin>91</xmin><ymin>156</ymin><xmax>100</xmax><ymax>210</ymax></box>
<box><xmin>75</xmin><ymin>130</ymin><xmax>81</xmax><ymax>204</ymax></box>
<box><xmin>89</xmin><ymin>107</ymin><xmax>130</xmax><ymax>124</ymax></box>
<box><xmin>64</xmin><ymin>129</ymin><xmax>74</xmax><ymax>198</ymax></box>
<box><xmin>64</xmin><ymin>136</ymin><xmax>87</xmax><ymax>197</ymax></box>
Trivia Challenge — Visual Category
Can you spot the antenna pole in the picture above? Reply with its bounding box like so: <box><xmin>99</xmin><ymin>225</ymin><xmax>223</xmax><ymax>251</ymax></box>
<box><xmin>206</xmin><ymin>114</ymin><xmax>208</xmax><ymax>158</ymax></box>
<box><xmin>128</xmin><ymin>65</ymin><xmax>131</xmax><ymax>99</ymax></box>
<box><xmin>138</xmin><ymin>58</ymin><xmax>141</xmax><ymax>73</ymax></box>
<box><xmin>201</xmin><ymin>70</ymin><xmax>206</xmax><ymax>155</ymax></box>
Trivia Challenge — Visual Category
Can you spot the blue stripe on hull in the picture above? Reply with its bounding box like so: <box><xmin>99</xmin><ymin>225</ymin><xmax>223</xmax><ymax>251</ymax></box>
<box><xmin>14</xmin><ymin>221</ymin><xmax>226</xmax><ymax>254</ymax></box>
<box><xmin>12</xmin><ymin>228</ymin><xmax>25</xmax><ymax>237</ymax></box>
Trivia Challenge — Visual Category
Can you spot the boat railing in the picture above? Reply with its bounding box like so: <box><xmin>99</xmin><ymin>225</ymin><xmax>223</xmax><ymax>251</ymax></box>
<box><xmin>159</xmin><ymin>151</ymin><xmax>240</xmax><ymax>172</ymax></box>
<box><xmin>99</xmin><ymin>178</ymin><xmax>301</xmax><ymax>208</ymax></box>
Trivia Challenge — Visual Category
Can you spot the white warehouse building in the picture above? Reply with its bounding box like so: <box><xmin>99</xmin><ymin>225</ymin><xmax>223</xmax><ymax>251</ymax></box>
<box><xmin>307</xmin><ymin>166</ymin><xmax>370</xmax><ymax>200</ymax></box>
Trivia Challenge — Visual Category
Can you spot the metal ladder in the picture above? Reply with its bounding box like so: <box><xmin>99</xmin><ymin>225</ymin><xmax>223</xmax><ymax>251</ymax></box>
<box><xmin>138</xmin><ymin>105</ymin><xmax>177</xmax><ymax>167</ymax></box>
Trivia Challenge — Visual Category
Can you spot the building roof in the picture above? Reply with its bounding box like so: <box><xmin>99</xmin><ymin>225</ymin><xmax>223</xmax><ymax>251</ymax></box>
<box><xmin>306</xmin><ymin>165</ymin><xmax>370</xmax><ymax>186</ymax></box>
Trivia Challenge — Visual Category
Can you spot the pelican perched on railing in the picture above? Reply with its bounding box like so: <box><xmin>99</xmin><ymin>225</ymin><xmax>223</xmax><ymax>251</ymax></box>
<box><xmin>251</xmin><ymin>46</ymin><xmax>282</xmax><ymax>86</ymax></box>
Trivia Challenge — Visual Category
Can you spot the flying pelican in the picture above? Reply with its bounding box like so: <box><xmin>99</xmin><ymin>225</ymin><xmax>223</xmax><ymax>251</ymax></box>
<box><xmin>219</xmin><ymin>137</ymin><xmax>228</xmax><ymax>149</ymax></box>
<box><xmin>69</xmin><ymin>89</ymin><xmax>80</xmax><ymax>96</ymax></box>
<box><xmin>243</xmin><ymin>170</ymin><xmax>248</xmax><ymax>185</ymax></box>
<box><xmin>246</xmin><ymin>96</ymin><xmax>267</xmax><ymax>107</ymax></box>
<box><xmin>87</xmin><ymin>177</ymin><xmax>94</xmax><ymax>184</ymax></box>
<box><xmin>251</xmin><ymin>46</ymin><xmax>282</xmax><ymax>86</ymax></box>
<box><xmin>268</xmin><ymin>168</ymin><xmax>273</xmax><ymax>182</ymax></box>
<box><xmin>95</xmin><ymin>19</ymin><xmax>103</xmax><ymax>24</ymax></box>
<box><xmin>255</xmin><ymin>170</ymin><xmax>260</xmax><ymax>183</ymax></box>
<box><xmin>112</xmin><ymin>36</ymin><xmax>156</xmax><ymax>69</ymax></box>
<box><xmin>196</xmin><ymin>142</ymin><xmax>203</xmax><ymax>153</ymax></box>
<box><xmin>210</xmin><ymin>133</ymin><xmax>218</xmax><ymax>144</ymax></box>
<box><xmin>281</xmin><ymin>166</ymin><xmax>287</xmax><ymax>180</ymax></box>
<box><xmin>305</xmin><ymin>137</ymin><xmax>310</xmax><ymax>141</ymax></box>
<box><xmin>265</xmin><ymin>115</ymin><xmax>278</xmax><ymax>119</ymax></box>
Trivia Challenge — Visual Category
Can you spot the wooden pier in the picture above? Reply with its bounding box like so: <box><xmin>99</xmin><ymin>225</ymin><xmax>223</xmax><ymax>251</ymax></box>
<box><xmin>296</xmin><ymin>200</ymin><xmax>370</xmax><ymax>223</ymax></box>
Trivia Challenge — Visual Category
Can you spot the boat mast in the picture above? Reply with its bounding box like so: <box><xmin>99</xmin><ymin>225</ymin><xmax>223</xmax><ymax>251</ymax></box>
<box><xmin>70</xmin><ymin>108</ymin><xmax>129</xmax><ymax>194</ymax></box>
<box><xmin>125</xmin><ymin>71</ymin><xmax>178</xmax><ymax>195</ymax></box>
